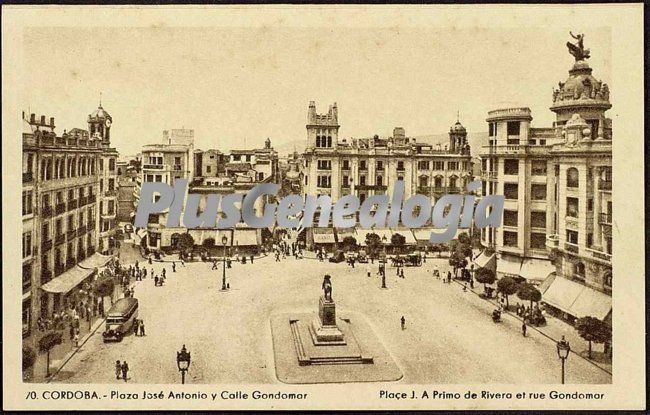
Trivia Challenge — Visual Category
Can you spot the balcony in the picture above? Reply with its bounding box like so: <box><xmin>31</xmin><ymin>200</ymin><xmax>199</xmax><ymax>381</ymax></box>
<box><xmin>105</xmin><ymin>189</ymin><xmax>117</xmax><ymax>197</ymax></box>
<box><xmin>78</xmin><ymin>251</ymin><xmax>86</xmax><ymax>262</ymax></box>
<box><xmin>55</xmin><ymin>203</ymin><xmax>66</xmax><ymax>215</ymax></box>
<box><xmin>598</xmin><ymin>179</ymin><xmax>612</xmax><ymax>191</ymax></box>
<box><xmin>173</xmin><ymin>165</ymin><xmax>182</xmax><ymax>171</ymax></box>
<box><xmin>88</xmin><ymin>195</ymin><xmax>97</xmax><ymax>204</ymax></box>
<box><xmin>87</xmin><ymin>245</ymin><xmax>96</xmax><ymax>257</ymax></box>
<box><xmin>355</xmin><ymin>184</ymin><xmax>388</xmax><ymax>191</ymax></box>
<box><xmin>143</xmin><ymin>164</ymin><xmax>164</xmax><ymax>170</ymax></box>
<box><xmin>564</xmin><ymin>242</ymin><xmax>579</xmax><ymax>254</ymax></box>
<box><xmin>55</xmin><ymin>233</ymin><xmax>65</xmax><ymax>245</ymax></box>
<box><xmin>68</xmin><ymin>199</ymin><xmax>78</xmax><ymax>210</ymax></box>
<box><xmin>447</xmin><ymin>187</ymin><xmax>461</xmax><ymax>194</ymax></box>
<box><xmin>22</xmin><ymin>172</ymin><xmax>33</xmax><ymax>183</ymax></box>
<box><xmin>481</xmin><ymin>171</ymin><xmax>497</xmax><ymax>180</ymax></box>
<box><xmin>67</xmin><ymin>229</ymin><xmax>77</xmax><ymax>239</ymax></box>
<box><xmin>79</xmin><ymin>196</ymin><xmax>88</xmax><ymax>206</ymax></box>
<box><xmin>585</xmin><ymin>247</ymin><xmax>612</xmax><ymax>262</ymax></box>
<box><xmin>88</xmin><ymin>222</ymin><xmax>96</xmax><ymax>231</ymax></box>
<box><xmin>41</xmin><ymin>239</ymin><xmax>53</xmax><ymax>252</ymax></box>
<box><xmin>41</xmin><ymin>205</ymin><xmax>53</xmax><ymax>218</ymax></box>
<box><xmin>599</xmin><ymin>212</ymin><xmax>612</xmax><ymax>225</ymax></box>
<box><xmin>54</xmin><ymin>263</ymin><xmax>65</xmax><ymax>276</ymax></box>
<box><xmin>77</xmin><ymin>226</ymin><xmax>87</xmax><ymax>236</ymax></box>
<box><xmin>41</xmin><ymin>269</ymin><xmax>52</xmax><ymax>284</ymax></box>
<box><xmin>66</xmin><ymin>258</ymin><xmax>76</xmax><ymax>269</ymax></box>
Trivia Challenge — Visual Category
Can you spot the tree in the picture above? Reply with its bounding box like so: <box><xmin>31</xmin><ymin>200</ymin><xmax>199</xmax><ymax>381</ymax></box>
<box><xmin>475</xmin><ymin>267</ymin><xmax>496</xmax><ymax>291</ymax></box>
<box><xmin>341</xmin><ymin>236</ymin><xmax>357</xmax><ymax>252</ymax></box>
<box><xmin>391</xmin><ymin>233</ymin><xmax>406</xmax><ymax>254</ymax></box>
<box><xmin>202</xmin><ymin>237</ymin><xmax>215</xmax><ymax>248</ymax></box>
<box><xmin>94</xmin><ymin>275</ymin><xmax>115</xmax><ymax>305</ymax></box>
<box><xmin>365</xmin><ymin>232</ymin><xmax>382</xmax><ymax>258</ymax></box>
<box><xmin>575</xmin><ymin>316</ymin><xmax>612</xmax><ymax>359</ymax></box>
<box><xmin>177</xmin><ymin>232</ymin><xmax>195</xmax><ymax>256</ymax></box>
<box><xmin>516</xmin><ymin>282</ymin><xmax>542</xmax><ymax>309</ymax></box>
<box><xmin>23</xmin><ymin>345</ymin><xmax>36</xmax><ymax>372</ymax></box>
<box><xmin>457</xmin><ymin>231</ymin><xmax>471</xmax><ymax>246</ymax></box>
<box><xmin>38</xmin><ymin>331</ymin><xmax>63</xmax><ymax>377</ymax></box>
<box><xmin>448</xmin><ymin>250</ymin><xmax>468</xmax><ymax>276</ymax></box>
<box><xmin>496</xmin><ymin>275</ymin><xmax>520</xmax><ymax>307</ymax></box>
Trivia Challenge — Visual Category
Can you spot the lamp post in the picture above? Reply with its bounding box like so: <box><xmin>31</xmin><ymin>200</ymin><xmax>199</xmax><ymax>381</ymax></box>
<box><xmin>176</xmin><ymin>344</ymin><xmax>191</xmax><ymax>384</ymax></box>
<box><xmin>221</xmin><ymin>235</ymin><xmax>228</xmax><ymax>291</ymax></box>
<box><xmin>556</xmin><ymin>335</ymin><xmax>570</xmax><ymax>384</ymax></box>
<box><xmin>381</xmin><ymin>235</ymin><xmax>388</xmax><ymax>289</ymax></box>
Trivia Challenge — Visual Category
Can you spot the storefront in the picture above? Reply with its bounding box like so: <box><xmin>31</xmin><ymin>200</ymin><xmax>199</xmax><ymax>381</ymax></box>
<box><xmin>539</xmin><ymin>273</ymin><xmax>612</xmax><ymax>324</ymax></box>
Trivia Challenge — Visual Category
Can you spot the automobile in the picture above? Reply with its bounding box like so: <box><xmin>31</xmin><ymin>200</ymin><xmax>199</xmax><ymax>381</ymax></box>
<box><xmin>124</xmin><ymin>224</ymin><xmax>134</xmax><ymax>233</ymax></box>
<box><xmin>102</xmin><ymin>297</ymin><xmax>138</xmax><ymax>342</ymax></box>
<box><xmin>328</xmin><ymin>250</ymin><xmax>346</xmax><ymax>263</ymax></box>
<box><xmin>404</xmin><ymin>253</ymin><xmax>422</xmax><ymax>267</ymax></box>
<box><xmin>356</xmin><ymin>250</ymin><xmax>369</xmax><ymax>263</ymax></box>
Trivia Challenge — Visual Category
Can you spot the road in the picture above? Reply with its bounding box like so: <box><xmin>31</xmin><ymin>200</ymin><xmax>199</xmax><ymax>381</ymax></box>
<box><xmin>51</xmin><ymin>254</ymin><xmax>612</xmax><ymax>384</ymax></box>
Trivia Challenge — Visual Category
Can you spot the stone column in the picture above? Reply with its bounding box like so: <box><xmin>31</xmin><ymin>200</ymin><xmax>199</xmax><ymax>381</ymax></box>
<box><xmin>592</xmin><ymin>166</ymin><xmax>602</xmax><ymax>248</ymax></box>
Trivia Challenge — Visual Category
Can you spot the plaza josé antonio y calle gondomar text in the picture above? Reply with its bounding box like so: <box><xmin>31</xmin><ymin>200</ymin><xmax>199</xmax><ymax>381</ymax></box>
<box><xmin>134</xmin><ymin>179</ymin><xmax>504</xmax><ymax>244</ymax></box>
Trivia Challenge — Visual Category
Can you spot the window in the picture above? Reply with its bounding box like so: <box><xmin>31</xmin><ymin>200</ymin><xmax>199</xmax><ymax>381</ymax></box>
<box><xmin>342</xmin><ymin>160</ymin><xmax>350</xmax><ymax>170</ymax></box>
<box><xmin>317</xmin><ymin>175</ymin><xmax>331</xmax><ymax>188</ymax></box>
<box><xmin>587</xmin><ymin>233</ymin><xmax>593</xmax><ymax>247</ymax></box>
<box><xmin>233</xmin><ymin>155</ymin><xmax>241</xmax><ymax>161</ymax></box>
<box><xmin>566</xmin><ymin>230</ymin><xmax>578</xmax><ymax>244</ymax></box>
<box><xmin>504</xmin><ymin>183</ymin><xmax>518</xmax><ymax>200</ymax></box>
<box><xmin>376</xmin><ymin>161</ymin><xmax>384</xmax><ymax>170</ymax></box>
<box><xmin>588</xmin><ymin>119</ymin><xmax>599</xmax><ymax>140</ymax></box>
<box><xmin>566</xmin><ymin>167</ymin><xmax>579</xmax><ymax>188</ymax></box>
<box><xmin>531</xmin><ymin>184</ymin><xmax>547</xmax><ymax>201</ymax></box>
<box><xmin>377</xmin><ymin>176</ymin><xmax>383</xmax><ymax>186</ymax></box>
<box><xmin>360</xmin><ymin>175</ymin><xmax>366</xmax><ymax>186</ymax></box>
<box><xmin>22</xmin><ymin>191</ymin><xmax>33</xmax><ymax>215</ymax></box>
<box><xmin>489</xmin><ymin>122</ymin><xmax>497</xmax><ymax>137</ymax></box>
<box><xmin>67</xmin><ymin>214</ymin><xmax>74</xmax><ymax>231</ymax></box>
<box><xmin>504</xmin><ymin>159</ymin><xmax>519</xmax><ymax>175</ymax></box>
<box><xmin>449</xmin><ymin>176</ymin><xmax>457</xmax><ymax>189</ymax></box>
<box><xmin>507</xmin><ymin>121</ymin><xmax>520</xmax><ymax>136</ymax></box>
<box><xmin>448</xmin><ymin>162</ymin><xmax>458</xmax><ymax>170</ymax></box>
<box><xmin>317</xmin><ymin>160</ymin><xmax>332</xmax><ymax>170</ymax></box>
<box><xmin>587</xmin><ymin>199</ymin><xmax>593</xmax><ymax>211</ymax></box>
<box><xmin>503</xmin><ymin>231</ymin><xmax>518</xmax><ymax>247</ymax></box>
<box><xmin>23</xmin><ymin>264</ymin><xmax>32</xmax><ymax>292</ymax></box>
<box><xmin>397</xmin><ymin>161</ymin><xmax>405</xmax><ymax>171</ymax></box>
<box><xmin>109</xmin><ymin>158</ymin><xmax>116</xmax><ymax>171</ymax></box>
<box><xmin>108</xmin><ymin>200</ymin><xmax>115</xmax><ymax>215</ymax></box>
<box><xmin>433</xmin><ymin>161</ymin><xmax>444</xmax><ymax>170</ymax></box>
<box><xmin>566</xmin><ymin>197</ymin><xmax>579</xmax><ymax>217</ymax></box>
<box><xmin>245</xmin><ymin>155</ymin><xmax>251</xmax><ymax>162</ymax></box>
<box><xmin>434</xmin><ymin>176</ymin><xmax>443</xmax><ymax>188</ymax></box>
<box><xmin>573</xmin><ymin>262</ymin><xmax>585</xmax><ymax>279</ymax></box>
<box><xmin>419</xmin><ymin>176</ymin><xmax>429</xmax><ymax>187</ymax></box>
<box><xmin>604</xmin><ymin>272</ymin><xmax>612</xmax><ymax>288</ymax></box>
<box><xmin>108</xmin><ymin>178</ymin><xmax>115</xmax><ymax>190</ymax></box>
<box><xmin>397</xmin><ymin>175</ymin><xmax>404</xmax><ymax>182</ymax></box>
<box><xmin>22</xmin><ymin>232</ymin><xmax>32</xmax><ymax>258</ymax></box>
<box><xmin>503</xmin><ymin>210</ymin><xmax>518</xmax><ymax>227</ymax></box>
<box><xmin>530</xmin><ymin>211</ymin><xmax>546</xmax><ymax>228</ymax></box>
<box><xmin>55</xmin><ymin>218</ymin><xmax>63</xmax><ymax>236</ymax></box>
<box><xmin>342</xmin><ymin>176</ymin><xmax>349</xmax><ymax>187</ymax></box>
<box><xmin>418</xmin><ymin>161</ymin><xmax>430</xmax><ymax>170</ymax></box>
<box><xmin>530</xmin><ymin>233</ymin><xmax>547</xmax><ymax>249</ymax></box>
<box><xmin>206</xmin><ymin>166</ymin><xmax>211</xmax><ymax>173</ymax></box>
<box><xmin>174</xmin><ymin>156</ymin><xmax>181</xmax><ymax>165</ymax></box>
<box><xmin>42</xmin><ymin>222</ymin><xmax>50</xmax><ymax>241</ymax></box>
<box><xmin>359</xmin><ymin>160</ymin><xmax>367</xmax><ymax>171</ymax></box>
<box><xmin>531</xmin><ymin>160</ymin><xmax>547</xmax><ymax>175</ymax></box>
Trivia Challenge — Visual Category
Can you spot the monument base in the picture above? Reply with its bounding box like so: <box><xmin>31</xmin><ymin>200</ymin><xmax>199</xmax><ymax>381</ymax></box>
<box><xmin>310</xmin><ymin>296</ymin><xmax>345</xmax><ymax>344</ymax></box>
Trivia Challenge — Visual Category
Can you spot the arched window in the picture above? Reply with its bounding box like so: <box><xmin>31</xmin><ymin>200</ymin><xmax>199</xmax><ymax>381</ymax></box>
<box><xmin>449</xmin><ymin>175</ymin><xmax>458</xmax><ymax>189</ymax></box>
<box><xmin>59</xmin><ymin>159</ymin><xmax>65</xmax><ymax>178</ymax></box>
<box><xmin>604</xmin><ymin>272</ymin><xmax>612</xmax><ymax>287</ymax></box>
<box><xmin>434</xmin><ymin>176</ymin><xmax>443</xmax><ymax>188</ymax></box>
<box><xmin>567</xmin><ymin>167</ymin><xmax>579</xmax><ymax>188</ymax></box>
<box><xmin>315</xmin><ymin>136</ymin><xmax>321</xmax><ymax>147</ymax></box>
<box><xmin>419</xmin><ymin>175</ymin><xmax>429</xmax><ymax>187</ymax></box>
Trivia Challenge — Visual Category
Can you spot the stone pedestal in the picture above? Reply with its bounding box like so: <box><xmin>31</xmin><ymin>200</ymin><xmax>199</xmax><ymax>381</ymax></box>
<box><xmin>310</xmin><ymin>296</ymin><xmax>345</xmax><ymax>344</ymax></box>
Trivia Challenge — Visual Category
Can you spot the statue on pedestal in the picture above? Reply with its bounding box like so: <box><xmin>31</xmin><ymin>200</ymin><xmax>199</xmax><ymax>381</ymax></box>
<box><xmin>322</xmin><ymin>274</ymin><xmax>333</xmax><ymax>302</ymax></box>
<box><xmin>567</xmin><ymin>31</ymin><xmax>590</xmax><ymax>61</ymax></box>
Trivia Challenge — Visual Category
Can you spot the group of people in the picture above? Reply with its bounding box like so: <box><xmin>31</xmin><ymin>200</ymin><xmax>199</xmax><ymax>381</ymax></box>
<box><xmin>115</xmin><ymin>360</ymin><xmax>130</xmax><ymax>382</ymax></box>
<box><xmin>133</xmin><ymin>318</ymin><xmax>146</xmax><ymax>336</ymax></box>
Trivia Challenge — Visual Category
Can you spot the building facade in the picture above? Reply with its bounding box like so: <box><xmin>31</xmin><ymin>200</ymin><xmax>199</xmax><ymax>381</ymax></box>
<box><xmin>479</xmin><ymin>39</ymin><xmax>612</xmax><ymax>324</ymax></box>
<box><xmin>22</xmin><ymin>105</ymin><xmax>118</xmax><ymax>336</ymax></box>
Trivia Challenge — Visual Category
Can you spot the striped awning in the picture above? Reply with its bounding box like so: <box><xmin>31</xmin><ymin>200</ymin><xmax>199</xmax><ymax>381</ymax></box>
<box><xmin>41</xmin><ymin>266</ymin><xmax>94</xmax><ymax>294</ymax></box>
<box><xmin>77</xmin><ymin>253</ymin><xmax>112</xmax><ymax>270</ymax></box>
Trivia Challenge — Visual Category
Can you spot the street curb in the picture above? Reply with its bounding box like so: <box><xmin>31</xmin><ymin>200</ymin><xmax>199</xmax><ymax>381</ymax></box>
<box><xmin>450</xmin><ymin>278</ymin><xmax>612</xmax><ymax>376</ymax></box>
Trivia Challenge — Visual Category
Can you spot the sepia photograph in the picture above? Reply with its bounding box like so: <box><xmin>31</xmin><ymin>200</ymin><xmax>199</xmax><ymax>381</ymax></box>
<box><xmin>2</xmin><ymin>4</ymin><xmax>645</xmax><ymax>411</ymax></box>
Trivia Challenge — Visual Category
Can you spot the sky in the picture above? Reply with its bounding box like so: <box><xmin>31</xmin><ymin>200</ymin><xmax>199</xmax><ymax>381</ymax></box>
<box><xmin>22</xmin><ymin>26</ymin><xmax>610</xmax><ymax>157</ymax></box>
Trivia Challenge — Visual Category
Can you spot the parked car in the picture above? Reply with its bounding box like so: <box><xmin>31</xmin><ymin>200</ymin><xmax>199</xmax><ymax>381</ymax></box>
<box><xmin>329</xmin><ymin>250</ymin><xmax>346</xmax><ymax>263</ymax></box>
<box><xmin>357</xmin><ymin>249</ymin><xmax>368</xmax><ymax>263</ymax></box>
<box><xmin>124</xmin><ymin>224</ymin><xmax>134</xmax><ymax>233</ymax></box>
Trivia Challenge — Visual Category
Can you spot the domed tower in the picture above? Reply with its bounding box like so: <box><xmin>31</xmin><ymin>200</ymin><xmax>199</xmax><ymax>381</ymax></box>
<box><xmin>449</xmin><ymin>117</ymin><xmax>467</xmax><ymax>153</ymax></box>
<box><xmin>87</xmin><ymin>101</ymin><xmax>113</xmax><ymax>147</ymax></box>
<box><xmin>550</xmin><ymin>32</ymin><xmax>611</xmax><ymax>140</ymax></box>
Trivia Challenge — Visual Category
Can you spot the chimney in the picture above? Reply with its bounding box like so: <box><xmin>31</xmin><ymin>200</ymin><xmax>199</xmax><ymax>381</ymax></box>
<box><xmin>332</xmin><ymin>102</ymin><xmax>338</xmax><ymax>122</ymax></box>
<box><xmin>50</xmin><ymin>117</ymin><xmax>55</xmax><ymax>127</ymax></box>
<box><xmin>308</xmin><ymin>101</ymin><xmax>316</xmax><ymax>124</ymax></box>
<box><xmin>30</xmin><ymin>113</ymin><xmax>35</xmax><ymax>123</ymax></box>
<box><xmin>40</xmin><ymin>115</ymin><xmax>46</xmax><ymax>125</ymax></box>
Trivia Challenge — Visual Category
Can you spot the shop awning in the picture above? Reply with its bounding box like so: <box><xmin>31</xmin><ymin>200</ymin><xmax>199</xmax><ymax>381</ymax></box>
<box><xmin>77</xmin><ymin>253</ymin><xmax>112</xmax><ymax>270</ymax></box>
<box><xmin>232</xmin><ymin>229</ymin><xmax>259</xmax><ymax>246</ymax></box>
<box><xmin>473</xmin><ymin>251</ymin><xmax>496</xmax><ymax>270</ymax></box>
<box><xmin>41</xmin><ymin>266</ymin><xmax>94</xmax><ymax>294</ymax></box>
<box><xmin>519</xmin><ymin>258</ymin><xmax>556</xmax><ymax>283</ymax></box>
<box><xmin>496</xmin><ymin>257</ymin><xmax>523</xmax><ymax>276</ymax></box>
<box><xmin>570</xmin><ymin>286</ymin><xmax>612</xmax><ymax>320</ymax></box>
<box><xmin>313</xmin><ymin>229</ymin><xmax>336</xmax><ymax>244</ymax></box>
<box><xmin>353</xmin><ymin>229</ymin><xmax>374</xmax><ymax>246</ymax></box>
<box><xmin>541</xmin><ymin>274</ymin><xmax>583</xmax><ymax>315</ymax></box>
<box><xmin>335</xmin><ymin>228</ymin><xmax>355</xmax><ymax>242</ymax></box>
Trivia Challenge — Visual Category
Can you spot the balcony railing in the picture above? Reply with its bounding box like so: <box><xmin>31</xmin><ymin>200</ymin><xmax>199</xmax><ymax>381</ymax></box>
<box><xmin>88</xmin><ymin>195</ymin><xmax>97</xmax><ymax>204</ymax></box>
<box><xmin>66</xmin><ymin>258</ymin><xmax>76</xmax><ymax>269</ymax></box>
<box><xmin>67</xmin><ymin>229</ymin><xmax>77</xmax><ymax>239</ymax></box>
<box><xmin>564</xmin><ymin>242</ymin><xmax>579</xmax><ymax>254</ymax></box>
<box><xmin>41</xmin><ymin>239</ymin><xmax>53</xmax><ymax>252</ymax></box>
<box><xmin>87</xmin><ymin>246</ymin><xmax>96</xmax><ymax>256</ymax></box>
<box><xmin>88</xmin><ymin>222</ymin><xmax>96</xmax><ymax>231</ymax></box>
<box><xmin>78</xmin><ymin>251</ymin><xmax>86</xmax><ymax>261</ymax></box>
<box><xmin>481</xmin><ymin>171</ymin><xmax>497</xmax><ymax>180</ymax></box>
<box><xmin>598</xmin><ymin>179</ymin><xmax>612</xmax><ymax>191</ymax></box>
<box><xmin>355</xmin><ymin>184</ymin><xmax>388</xmax><ymax>191</ymax></box>
<box><xmin>41</xmin><ymin>269</ymin><xmax>52</xmax><ymax>283</ymax></box>
<box><xmin>173</xmin><ymin>165</ymin><xmax>182</xmax><ymax>171</ymax></box>
<box><xmin>68</xmin><ymin>199</ymin><xmax>78</xmax><ymax>210</ymax></box>
<box><xmin>79</xmin><ymin>196</ymin><xmax>88</xmax><ymax>206</ymax></box>
<box><xmin>55</xmin><ymin>203</ymin><xmax>66</xmax><ymax>215</ymax></box>
<box><xmin>54</xmin><ymin>263</ymin><xmax>65</xmax><ymax>276</ymax></box>
<box><xmin>22</xmin><ymin>172</ymin><xmax>33</xmax><ymax>183</ymax></box>
<box><xmin>447</xmin><ymin>187</ymin><xmax>461</xmax><ymax>194</ymax></box>
<box><xmin>55</xmin><ymin>234</ymin><xmax>65</xmax><ymax>245</ymax></box>
<box><xmin>77</xmin><ymin>226</ymin><xmax>87</xmax><ymax>236</ymax></box>
<box><xmin>41</xmin><ymin>205</ymin><xmax>53</xmax><ymax>218</ymax></box>
<box><xmin>105</xmin><ymin>189</ymin><xmax>117</xmax><ymax>197</ymax></box>
<box><xmin>546</xmin><ymin>234</ymin><xmax>559</xmax><ymax>249</ymax></box>
<box><xmin>599</xmin><ymin>212</ymin><xmax>612</xmax><ymax>224</ymax></box>
<box><xmin>143</xmin><ymin>164</ymin><xmax>164</xmax><ymax>170</ymax></box>
<box><xmin>585</xmin><ymin>247</ymin><xmax>612</xmax><ymax>262</ymax></box>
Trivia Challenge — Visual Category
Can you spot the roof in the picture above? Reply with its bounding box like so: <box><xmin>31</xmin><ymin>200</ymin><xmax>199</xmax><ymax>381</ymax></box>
<box><xmin>108</xmin><ymin>297</ymin><xmax>139</xmax><ymax>315</ymax></box>
<box><xmin>41</xmin><ymin>266</ymin><xmax>93</xmax><ymax>294</ymax></box>
<box><xmin>77</xmin><ymin>252</ymin><xmax>112</xmax><ymax>270</ymax></box>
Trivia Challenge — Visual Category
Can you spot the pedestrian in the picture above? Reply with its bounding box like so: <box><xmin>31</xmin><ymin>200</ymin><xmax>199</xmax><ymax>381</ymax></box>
<box><xmin>366</xmin><ymin>264</ymin><xmax>372</xmax><ymax>278</ymax></box>
<box><xmin>140</xmin><ymin>320</ymin><xmax>145</xmax><ymax>336</ymax></box>
<box><xmin>121</xmin><ymin>361</ymin><xmax>129</xmax><ymax>382</ymax></box>
<box><xmin>154</xmin><ymin>276</ymin><xmax>159</xmax><ymax>286</ymax></box>
<box><xmin>250</xmin><ymin>255</ymin><xmax>254</xmax><ymax>264</ymax></box>
<box><xmin>73</xmin><ymin>331</ymin><xmax>79</xmax><ymax>347</ymax></box>
<box><xmin>172</xmin><ymin>262</ymin><xmax>176</xmax><ymax>272</ymax></box>
<box><xmin>148</xmin><ymin>256</ymin><xmax>152</xmax><ymax>265</ymax></box>
<box><xmin>447</xmin><ymin>271</ymin><xmax>452</xmax><ymax>283</ymax></box>
<box><xmin>143</xmin><ymin>268</ymin><xmax>147</xmax><ymax>278</ymax></box>
<box><xmin>470</xmin><ymin>279</ymin><xmax>474</xmax><ymax>289</ymax></box>
<box><xmin>212</xmin><ymin>260</ymin><xmax>218</xmax><ymax>270</ymax></box>
<box><xmin>181</xmin><ymin>258</ymin><xmax>185</xmax><ymax>267</ymax></box>
<box><xmin>400</xmin><ymin>316</ymin><xmax>406</xmax><ymax>330</ymax></box>
<box><xmin>463</xmin><ymin>284</ymin><xmax>468</xmax><ymax>292</ymax></box>
<box><xmin>400</xmin><ymin>268</ymin><xmax>405</xmax><ymax>279</ymax></box>
<box><xmin>115</xmin><ymin>360</ymin><xmax>122</xmax><ymax>379</ymax></box>
<box><xmin>69</xmin><ymin>324</ymin><xmax>75</xmax><ymax>341</ymax></box>
<box><xmin>522</xmin><ymin>322</ymin><xmax>527</xmax><ymax>337</ymax></box>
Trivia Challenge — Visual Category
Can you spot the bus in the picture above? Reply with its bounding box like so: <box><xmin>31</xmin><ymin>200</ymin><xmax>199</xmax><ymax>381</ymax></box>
<box><xmin>102</xmin><ymin>297</ymin><xmax>138</xmax><ymax>342</ymax></box>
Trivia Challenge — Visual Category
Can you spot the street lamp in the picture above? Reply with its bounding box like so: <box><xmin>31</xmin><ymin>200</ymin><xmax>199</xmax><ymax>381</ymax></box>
<box><xmin>381</xmin><ymin>235</ymin><xmax>388</xmax><ymax>289</ymax></box>
<box><xmin>176</xmin><ymin>344</ymin><xmax>191</xmax><ymax>384</ymax></box>
<box><xmin>221</xmin><ymin>235</ymin><xmax>228</xmax><ymax>291</ymax></box>
<box><xmin>556</xmin><ymin>335</ymin><xmax>571</xmax><ymax>384</ymax></box>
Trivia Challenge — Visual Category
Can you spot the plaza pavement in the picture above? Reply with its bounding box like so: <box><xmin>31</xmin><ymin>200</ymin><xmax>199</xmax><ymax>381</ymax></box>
<box><xmin>49</xmin><ymin>252</ymin><xmax>612</xmax><ymax>384</ymax></box>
